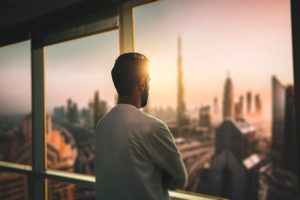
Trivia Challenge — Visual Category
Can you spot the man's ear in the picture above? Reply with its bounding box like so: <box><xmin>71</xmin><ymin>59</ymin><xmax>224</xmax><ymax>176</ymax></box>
<box><xmin>138</xmin><ymin>78</ymin><xmax>147</xmax><ymax>91</ymax></box>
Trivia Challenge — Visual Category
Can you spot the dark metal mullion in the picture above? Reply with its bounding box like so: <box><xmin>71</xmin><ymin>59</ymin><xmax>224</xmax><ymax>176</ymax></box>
<box><xmin>290</xmin><ymin>0</ymin><xmax>300</xmax><ymax>187</ymax></box>
<box><xmin>40</xmin><ymin>18</ymin><xmax>119</xmax><ymax>47</ymax></box>
<box><xmin>31</xmin><ymin>34</ymin><xmax>46</xmax><ymax>200</ymax></box>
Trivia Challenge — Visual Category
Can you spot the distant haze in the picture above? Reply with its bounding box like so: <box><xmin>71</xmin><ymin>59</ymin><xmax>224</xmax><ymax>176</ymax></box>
<box><xmin>0</xmin><ymin>0</ymin><xmax>293</xmax><ymax>120</ymax></box>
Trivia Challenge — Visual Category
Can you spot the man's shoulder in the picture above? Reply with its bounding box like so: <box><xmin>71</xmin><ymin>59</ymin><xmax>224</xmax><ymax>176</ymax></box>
<box><xmin>96</xmin><ymin>105</ymin><xmax>166</xmax><ymax>131</ymax></box>
<box><xmin>140</xmin><ymin>111</ymin><xmax>167</xmax><ymax>130</ymax></box>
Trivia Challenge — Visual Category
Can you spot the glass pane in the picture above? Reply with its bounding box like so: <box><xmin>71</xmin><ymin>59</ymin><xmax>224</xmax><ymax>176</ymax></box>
<box><xmin>134</xmin><ymin>1</ymin><xmax>297</xmax><ymax>200</ymax></box>
<box><xmin>47</xmin><ymin>179</ymin><xmax>95</xmax><ymax>200</ymax></box>
<box><xmin>0</xmin><ymin>171</ymin><xmax>31</xmax><ymax>200</ymax></box>
<box><xmin>0</xmin><ymin>41</ymin><xmax>32</xmax><ymax>165</ymax></box>
<box><xmin>45</xmin><ymin>30</ymin><xmax>119</xmax><ymax>175</ymax></box>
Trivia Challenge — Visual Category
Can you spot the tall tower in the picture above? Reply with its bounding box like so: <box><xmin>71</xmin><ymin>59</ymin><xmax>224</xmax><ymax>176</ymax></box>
<box><xmin>246</xmin><ymin>91</ymin><xmax>252</xmax><ymax>113</ymax></box>
<box><xmin>223</xmin><ymin>73</ymin><xmax>234</xmax><ymax>120</ymax></box>
<box><xmin>213</xmin><ymin>96</ymin><xmax>219</xmax><ymax>113</ymax></box>
<box><xmin>254</xmin><ymin>94</ymin><xmax>262</xmax><ymax>114</ymax></box>
<box><xmin>177</xmin><ymin>37</ymin><xmax>186</xmax><ymax>126</ymax></box>
<box><xmin>94</xmin><ymin>90</ymin><xmax>100</xmax><ymax>128</ymax></box>
<box><xmin>87</xmin><ymin>99</ymin><xmax>93</xmax><ymax>129</ymax></box>
<box><xmin>239</xmin><ymin>95</ymin><xmax>244</xmax><ymax>115</ymax></box>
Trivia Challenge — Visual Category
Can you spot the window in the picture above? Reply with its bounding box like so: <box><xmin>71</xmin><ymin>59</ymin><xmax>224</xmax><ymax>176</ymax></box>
<box><xmin>0</xmin><ymin>0</ymin><xmax>297</xmax><ymax>200</ymax></box>
<box><xmin>0</xmin><ymin>41</ymin><xmax>32</xmax><ymax>165</ymax></box>
<box><xmin>134</xmin><ymin>0</ymin><xmax>296</xmax><ymax>199</ymax></box>
<box><xmin>45</xmin><ymin>31</ymin><xmax>119</xmax><ymax>176</ymax></box>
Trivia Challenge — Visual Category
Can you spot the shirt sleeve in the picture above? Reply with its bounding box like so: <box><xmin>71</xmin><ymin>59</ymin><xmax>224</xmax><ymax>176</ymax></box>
<box><xmin>143</xmin><ymin>122</ymin><xmax>188</xmax><ymax>190</ymax></box>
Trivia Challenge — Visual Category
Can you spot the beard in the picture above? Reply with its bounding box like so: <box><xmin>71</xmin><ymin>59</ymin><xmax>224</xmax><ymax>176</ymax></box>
<box><xmin>141</xmin><ymin>90</ymin><xmax>149</xmax><ymax>108</ymax></box>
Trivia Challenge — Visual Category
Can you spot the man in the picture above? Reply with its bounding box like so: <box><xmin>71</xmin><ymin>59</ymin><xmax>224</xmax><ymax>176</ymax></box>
<box><xmin>95</xmin><ymin>53</ymin><xmax>187</xmax><ymax>200</ymax></box>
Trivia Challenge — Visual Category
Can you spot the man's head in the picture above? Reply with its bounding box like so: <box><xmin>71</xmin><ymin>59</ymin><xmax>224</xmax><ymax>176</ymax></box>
<box><xmin>111</xmin><ymin>53</ymin><xmax>150</xmax><ymax>108</ymax></box>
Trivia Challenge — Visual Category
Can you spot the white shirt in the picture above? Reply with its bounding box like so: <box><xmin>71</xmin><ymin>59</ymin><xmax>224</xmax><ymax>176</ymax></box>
<box><xmin>95</xmin><ymin>104</ymin><xmax>187</xmax><ymax>200</ymax></box>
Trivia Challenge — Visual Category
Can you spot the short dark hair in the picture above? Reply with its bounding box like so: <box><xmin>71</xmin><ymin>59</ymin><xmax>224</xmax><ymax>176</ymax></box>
<box><xmin>111</xmin><ymin>52</ymin><xmax>149</xmax><ymax>97</ymax></box>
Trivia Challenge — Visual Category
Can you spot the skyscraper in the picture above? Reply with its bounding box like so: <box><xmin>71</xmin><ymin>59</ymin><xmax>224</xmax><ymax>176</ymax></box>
<box><xmin>283</xmin><ymin>85</ymin><xmax>297</xmax><ymax>175</ymax></box>
<box><xmin>93</xmin><ymin>90</ymin><xmax>108</xmax><ymax>128</ymax></box>
<box><xmin>271</xmin><ymin>76</ymin><xmax>298</xmax><ymax>174</ymax></box>
<box><xmin>239</xmin><ymin>95</ymin><xmax>244</xmax><ymax>115</ymax></box>
<box><xmin>199</xmin><ymin>106</ymin><xmax>211</xmax><ymax>128</ymax></box>
<box><xmin>234</xmin><ymin>102</ymin><xmax>242</xmax><ymax>119</ymax></box>
<box><xmin>223</xmin><ymin>74</ymin><xmax>234</xmax><ymax>119</ymax></box>
<box><xmin>67</xmin><ymin>98</ymin><xmax>73</xmax><ymax>123</ymax></box>
<box><xmin>177</xmin><ymin>37</ymin><xmax>187</xmax><ymax>126</ymax></box>
<box><xmin>271</xmin><ymin>76</ymin><xmax>286</xmax><ymax>166</ymax></box>
<box><xmin>246</xmin><ymin>91</ymin><xmax>252</xmax><ymax>113</ymax></box>
<box><xmin>263</xmin><ymin>76</ymin><xmax>299</xmax><ymax>200</ymax></box>
<box><xmin>254</xmin><ymin>94</ymin><xmax>262</xmax><ymax>114</ymax></box>
<box><xmin>213</xmin><ymin>96</ymin><xmax>219</xmax><ymax>113</ymax></box>
<box><xmin>211</xmin><ymin>118</ymin><xmax>259</xmax><ymax>200</ymax></box>
<box><xmin>66</xmin><ymin>99</ymin><xmax>79</xmax><ymax>124</ymax></box>
<box><xmin>93</xmin><ymin>91</ymin><xmax>100</xmax><ymax>128</ymax></box>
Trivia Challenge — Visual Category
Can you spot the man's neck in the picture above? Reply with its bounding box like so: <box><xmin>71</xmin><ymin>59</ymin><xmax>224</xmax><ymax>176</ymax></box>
<box><xmin>118</xmin><ymin>96</ymin><xmax>141</xmax><ymax>109</ymax></box>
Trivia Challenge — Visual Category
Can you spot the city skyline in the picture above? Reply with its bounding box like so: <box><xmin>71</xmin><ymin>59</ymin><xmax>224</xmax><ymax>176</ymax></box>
<box><xmin>0</xmin><ymin>0</ymin><xmax>294</xmax><ymax>120</ymax></box>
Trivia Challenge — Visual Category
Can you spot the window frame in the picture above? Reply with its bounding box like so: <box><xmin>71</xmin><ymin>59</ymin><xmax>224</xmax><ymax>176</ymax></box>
<box><xmin>1</xmin><ymin>0</ymin><xmax>298</xmax><ymax>199</ymax></box>
<box><xmin>0</xmin><ymin>3</ymin><xmax>120</xmax><ymax>199</ymax></box>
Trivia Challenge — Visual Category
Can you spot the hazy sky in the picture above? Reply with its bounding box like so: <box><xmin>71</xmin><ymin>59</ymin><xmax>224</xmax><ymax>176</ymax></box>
<box><xmin>0</xmin><ymin>40</ymin><xmax>31</xmax><ymax>115</ymax></box>
<box><xmin>0</xmin><ymin>0</ymin><xmax>294</xmax><ymax>118</ymax></box>
<box><xmin>134</xmin><ymin>0</ymin><xmax>293</xmax><ymax>116</ymax></box>
<box><xmin>45</xmin><ymin>31</ymin><xmax>119</xmax><ymax>113</ymax></box>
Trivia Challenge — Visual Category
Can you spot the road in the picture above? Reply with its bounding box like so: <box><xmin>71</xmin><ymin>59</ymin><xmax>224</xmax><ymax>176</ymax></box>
<box><xmin>176</xmin><ymin>139</ymin><xmax>214</xmax><ymax>192</ymax></box>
